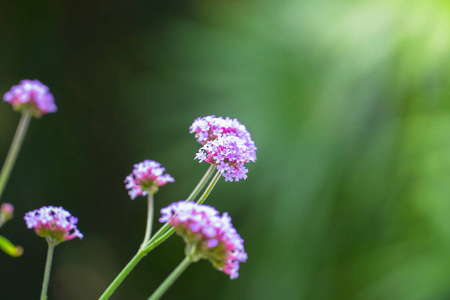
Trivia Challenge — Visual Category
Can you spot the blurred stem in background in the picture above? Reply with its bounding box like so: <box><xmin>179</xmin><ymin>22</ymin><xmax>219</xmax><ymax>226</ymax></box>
<box><xmin>0</xmin><ymin>111</ymin><xmax>32</xmax><ymax>200</ymax></box>
<box><xmin>0</xmin><ymin>235</ymin><xmax>23</xmax><ymax>257</ymax></box>
<box><xmin>99</xmin><ymin>165</ymin><xmax>218</xmax><ymax>300</ymax></box>
<box><xmin>0</xmin><ymin>203</ymin><xmax>23</xmax><ymax>257</ymax></box>
<box><xmin>148</xmin><ymin>255</ymin><xmax>192</xmax><ymax>300</ymax></box>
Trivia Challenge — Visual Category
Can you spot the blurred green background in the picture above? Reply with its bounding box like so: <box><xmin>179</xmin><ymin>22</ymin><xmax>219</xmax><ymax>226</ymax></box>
<box><xmin>1</xmin><ymin>0</ymin><xmax>450</xmax><ymax>299</ymax></box>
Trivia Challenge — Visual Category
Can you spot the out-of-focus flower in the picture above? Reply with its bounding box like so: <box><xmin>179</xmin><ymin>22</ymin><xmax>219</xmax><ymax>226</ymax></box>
<box><xmin>1</xmin><ymin>203</ymin><xmax>13</xmax><ymax>215</ymax></box>
<box><xmin>195</xmin><ymin>135</ymin><xmax>255</xmax><ymax>182</ymax></box>
<box><xmin>125</xmin><ymin>160</ymin><xmax>174</xmax><ymax>200</ymax></box>
<box><xmin>3</xmin><ymin>80</ymin><xmax>57</xmax><ymax>117</ymax></box>
<box><xmin>0</xmin><ymin>203</ymin><xmax>14</xmax><ymax>227</ymax></box>
<box><xmin>0</xmin><ymin>235</ymin><xmax>23</xmax><ymax>257</ymax></box>
<box><xmin>190</xmin><ymin>115</ymin><xmax>257</xmax><ymax>160</ymax></box>
<box><xmin>160</xmin><ymin>201</ymin><xmax>247</xmax><ymax>279</ymax></box>
<box><xmin>24</xmin><ymin>206</ymin><xmax>83</xmax><ymax>244</ymax></box>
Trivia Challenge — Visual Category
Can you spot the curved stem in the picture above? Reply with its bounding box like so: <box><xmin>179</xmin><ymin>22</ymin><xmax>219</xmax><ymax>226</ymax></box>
<box><xmin>148</xmin><ymin>256</ymin><xmax>192</xmax><ymax>300</ymax></box>
<box><xmin>98</xmin><ymin>250</ymin><xmax>146</xmax><ymax>300</ymax></box>
<box><xmin>144</xmin><ymin>226</ymin><xmax>175</xmax><ymax>253</ymax></box>
<box><xmin>141</xmin><ymin>193</ymin><xmax>154</xmax><ymax>249</ymax></box>
<box><xmin>146</xmin><ymin>165</ymin><xmax>215</xmax><ymax>243</ymax></box>
<box><xmin>0</xmin><ymin>112</ymin><xmax>32</xmax><ymax>200</ymax></box>
<box><xmin>186</xmin><ymin>164</ymin><xmax>215</xmax><ymax>201</ymax></box>
<box><xmin>143</xmin><ymin>170</ymin><xmax>221</xmax><ymax>252</ymax></box>
<box><xmin>40</xmin><ymin>242</ymin><xmax>55</xmax><ymax>300</ymax></box>
<box><xmin>196</xmin><ymin>170</ymin><xmax>221</xmax><ymax>205</ymax></box>
<box><xmin>98</xmin><ymin>167</ymin><xmax>219</xmax><ymax>300</ymax></box>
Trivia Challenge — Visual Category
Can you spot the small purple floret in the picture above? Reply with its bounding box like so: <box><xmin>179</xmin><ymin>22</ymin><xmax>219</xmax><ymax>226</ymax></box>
<box><xmin>160</xmin><ymin>201</ymin><xmax>247</xmax><ymax>279</ymax></box>
<box><xmin>190</xmin><ymin>115</ymin><xmax>257</xmax><ymax>160</ymax></box>
<box><xmin>208</xmin><ymin>239</ymin><xmax>219</xmax><ymax>248</ymax></box>
<box><xmin>24</xmin><ymin>206</ymin><xmax>83</xmax><ymax>244</ymax></box>
<box><xmin>3</xmin><ymin>80</ymin><xmax>57</xmax><ymax>117</ymax></box>
<box><xmin>195</xmin><ymin>135</ymin><xmax>255</xmax><ymax>182</ymax></box>
<box><xmin>124</xmin><ymin>160</ymin><xmax>174</xmax><ymax>199</ymax></box>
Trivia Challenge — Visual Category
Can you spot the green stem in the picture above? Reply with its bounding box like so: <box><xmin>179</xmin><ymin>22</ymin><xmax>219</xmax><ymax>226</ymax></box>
<box><xmin>98</xmin><ymin>167</ymin><xmax>218</xmax><ymax>300</ymax></box>
<box><xmin>145</xmin><ymin>165</ymin><xmax>215</xmax><ymax>243</ymax></box>
<box><xmin>40</xmin><ymin>242</ymin><xmax>55</xmax><ymax>300</ymax></box>
<box><xmin>142</xmin><ymin>170</ymin><xmax>221</xmax><ymax>252</ymax></box>
<box><xmin>196</xmin><ymin>170</ymin><xmax>221</xmax><ymax>205</ymax></box>
<box><xmin>144</xmin><ymin>171</ymin><xmax>222</xmax><ymax>253</ymax></box>
<box><xmin>186</xmin><ymin>164</ymin><xmax>215</xmax><ymax>201</ymax></box>
<box><xmin>98</xmin><ymin>250</ymin><xmax>147</xmax><ymax>300</ymax></box>
<box><xmin>143</xmin><ymin>226</ymin><xmax>176</xmax><ymax>253</ymax></box>
<box><xmin>148</xmin><ymin>256</ymin><xmax>192</xmax><ymax>300</ymax></box>
<box><xmin>0</xmin><ymin>112</ymin><xmax>32</xmax><ymax>200</ymax></box>
<box><xmin>141</xmin><ymin>193</ymin><xmax>154</xmax><ymax>249</ymax></box>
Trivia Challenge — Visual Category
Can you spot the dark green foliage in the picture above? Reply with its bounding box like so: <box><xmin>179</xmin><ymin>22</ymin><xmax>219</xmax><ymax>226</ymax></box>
<box><xmin>1</xmin><ymin>0</ymin><xmax>450</xmax><ymax>299</ymax></box>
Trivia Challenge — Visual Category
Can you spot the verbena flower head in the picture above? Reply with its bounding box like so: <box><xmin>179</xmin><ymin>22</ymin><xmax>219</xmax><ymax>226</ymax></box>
<box><xmin>125</xmin><ymin>160</ymin><xmax>175</xmax><ymax>200</ymax></box>
<box><xmin>24</xmin><ymin>206</ymin><xmax>83</xmax><ymax>244</ymax></box>
<box><xmin>190</xmin><ymin>115</ymin><xmax>257</xmax><ymax>160</ymax></box>
<box><xmin>0</xmin><ymin>203</ymin><xmax>14</xmax><ymax>227</ymax></box>
<box><xmin>3</xmin><ymin>80</ymin><xmax>57</xmax><ymax>118</ymax></box>
<box><xmin>195</xmin><ymin>135</ymin><xmax>255</xmax><ymax>182</ymax></box>
<box><xmin>1</xmin><ymin>203</ymin><xmax>13</xmax><ymax>217</ymax></box>
<box><xmin>160</xmin><ymin>201</ymin><xmax>247</xmax><ymax>279</ymax></box>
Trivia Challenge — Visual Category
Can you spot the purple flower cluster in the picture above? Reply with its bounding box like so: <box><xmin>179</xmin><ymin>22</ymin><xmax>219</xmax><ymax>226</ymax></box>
<box><xmin>195</xmin><ymin>135</ymin><xmax>255</xmax><ymax>182</ymax></box>
<box><xmin>125</xmin><ymin>160</ymin><xmax>175</xmax><ymax>199</ymax></box>
<box><xmin>190</xmin><ymin>115</ymin><xmax>257</xmax><ymax>160</ymax></box>
<box><xmin>160</xmin><ymin>201</ymin><xmax>247</xmax><ymax>279</ymax></box>
<box><xmin>24</xmin><ymin>206</ymin><xmax>83</xmax><ymax>244</ymax></box>
<box><xmin>3</xmin><ymin>80</ymin><xmax>57</xmax><ymax>117</ymax></box>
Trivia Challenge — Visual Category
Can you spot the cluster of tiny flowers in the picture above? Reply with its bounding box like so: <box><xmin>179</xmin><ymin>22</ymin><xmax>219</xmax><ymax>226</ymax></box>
<box><xmin>160</xmin><ymin>201</ymin><xmax>247</xmax><ymax>279</ymax></box>
<box><xmin>3</xmin><ymin>80</ymin><xmax>57</xmax><ymax>117</ymax></box>
<box><xmin>195</xmin><ymin>135</ymin><xmax>255</xmax><ymax>182</ymax></box>
<box><xmin>24</xmin><ymin>206</ymin><xmax>83</xmax><ymax>244</ymax></box>
<box><xmin>125</xmin><ymin>160</ymin><xmax>175</xmax><ymax>199</ymax></box>
<box><xmin>190</xmin><ymin>115</ymin><xmax>257</xmax><ymax>161</ymax></box>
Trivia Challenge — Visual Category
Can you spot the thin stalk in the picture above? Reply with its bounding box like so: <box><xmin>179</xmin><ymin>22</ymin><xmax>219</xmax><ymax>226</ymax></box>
<box><xmin>0</xmin><ymin>112</ymin><xmax>32</xmax><ymax>200</ymax></box>
<box><xmin>146</xmin><ymin>165</ymin><xmax>215</xmax><ymax>243</ymax></box>
<box><xmin>186</xmin><ymin>164</ymin><xmax>215</xmax><ymax>201</ymax></box>
<box><xmin>148</xmin><ymin>256</ymin><xmax>192</xmax><ymax>300</ymax></box>
<box><xmin>196</xmin><ymin>170</ymin><xmax>220</xmax><ymax>205</ymax></box>
<box><xmin>40</xmin><ymin>242</ymin><xmax>55</xmax><ymax>300</ymax></box>
<box><xmin>98</xmin><ymin>167</ymin><xmax>219</xmax><ymax>300</ymax></box>
<box><xmin>143</xmin><ymin>226</ymin><xmax>175</xmax><ymax>253</ymax></box>
<box><xmin>98</xmin><ymin>250</ymin><xmax>146</xmax><ymax>300</ymax></box>
<box><xmin>141</xmin><ymin>193</ymin><xmax>154</xmax><ymax>249</ymax></box>
<box><xmin>143</xmin><ymin>170</ymin><xmax>221</xmax><ymax>252</ymax></box>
